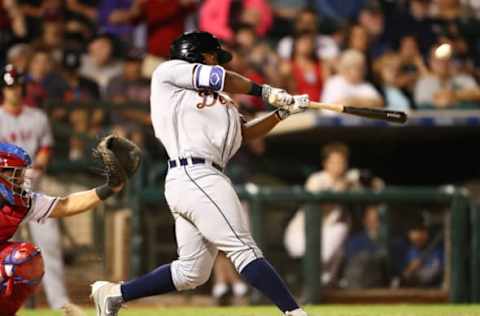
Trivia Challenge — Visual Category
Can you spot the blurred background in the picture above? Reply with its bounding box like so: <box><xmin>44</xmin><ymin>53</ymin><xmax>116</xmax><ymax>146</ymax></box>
<box><xmin>2</xmin><ymin>0</ymin><xmax>480</xmax><ymax>309</ymax></box>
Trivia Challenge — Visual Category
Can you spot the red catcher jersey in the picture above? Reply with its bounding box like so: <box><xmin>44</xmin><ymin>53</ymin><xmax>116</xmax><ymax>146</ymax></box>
<box><xmin>0</xmin><ymin>193</ymin><xmax>58</xmax><ymax>243</ymax></box>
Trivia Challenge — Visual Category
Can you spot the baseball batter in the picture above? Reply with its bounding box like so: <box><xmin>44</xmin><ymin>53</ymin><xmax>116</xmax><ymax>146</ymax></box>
<box><xmin>92</xmin><ymin>32</ymin><xmax>310</xmax><ymax>316</ymax></box>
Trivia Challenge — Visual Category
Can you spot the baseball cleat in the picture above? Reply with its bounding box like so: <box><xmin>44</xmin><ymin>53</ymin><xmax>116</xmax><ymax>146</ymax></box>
<box><xmin>91</xmin><ymin>281</ymin><xmax>124</xmax><ymax>316</ymax></box>
<box><xmin>285</xmin><ymin>308</ymin><xmax>308</xmax><ymax>316</ymax></box>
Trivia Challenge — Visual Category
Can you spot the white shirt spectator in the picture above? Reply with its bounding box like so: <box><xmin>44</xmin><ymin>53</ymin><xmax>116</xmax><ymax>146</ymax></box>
<box><xmin>321</xmin><ymin>75</ymin><xmax>381</xmax><ymax>114</ymax></box>
<box><xmin>414</xmin><ymin>74</ymin><xmax>479</xmax><ymax>107</ymax></box>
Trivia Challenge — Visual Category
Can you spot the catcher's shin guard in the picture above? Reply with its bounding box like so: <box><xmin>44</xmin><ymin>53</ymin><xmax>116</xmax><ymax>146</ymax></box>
<box><xmin>0</xmin><ymin>241</ymin><xmax>44</xmax><ymax>315</ymax></box>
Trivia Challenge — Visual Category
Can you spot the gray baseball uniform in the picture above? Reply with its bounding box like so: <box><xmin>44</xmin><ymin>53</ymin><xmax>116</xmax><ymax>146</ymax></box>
<box><xmin>150</xmin><ymin>60</ymin><xmax>262</xmax><ymax>290</ymax></box>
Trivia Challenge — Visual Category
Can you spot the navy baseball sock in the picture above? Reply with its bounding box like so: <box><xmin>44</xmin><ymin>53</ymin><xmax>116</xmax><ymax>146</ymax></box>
<box><xmin>241</xmin><ymin>258</ymin><xmax>299</xmax><ymax>312</ymax></box>
<box><xmin>120</xmin><ymin>264</ymin><xmax>176</xmax><ymax>301</ymax></box>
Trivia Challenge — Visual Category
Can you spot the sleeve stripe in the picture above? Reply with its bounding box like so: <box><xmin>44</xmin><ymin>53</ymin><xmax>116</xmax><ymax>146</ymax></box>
<box><xmin>194</xmin><ymin>65</ymin><xmax>202</xmax><ymax>90</ymax></box>
<box><xmin>36</xmin><ymin>198</ymin><xmax>58</xmax><ymax>223</ymax></box>
<box><xmin>192</xmin><ymin>64</ymin><xmax>199</xmax><ymax>90</ymax></box>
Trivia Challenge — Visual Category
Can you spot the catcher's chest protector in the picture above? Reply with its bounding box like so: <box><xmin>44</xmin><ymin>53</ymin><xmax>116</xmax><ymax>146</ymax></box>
<box><xmin>0</xmin><ymin>204</ymin><xmax>30</xmax><ymax>243</ymax></box>
<box><xmin>0</xmin><ymin>241</ymin><xmax>44</xmax><ymax>315</ymax></box>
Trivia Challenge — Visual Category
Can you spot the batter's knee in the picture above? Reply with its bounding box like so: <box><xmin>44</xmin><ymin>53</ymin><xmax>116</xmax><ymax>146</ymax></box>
<box><xmin>170</xmin><ymin>259</ymin><xmax>212</xmax><ymax>291</ymax></box>
<box><xmin>225</xmin><ymin>243</ymin><xmax>263</xmax><ymax>273</ymax></box>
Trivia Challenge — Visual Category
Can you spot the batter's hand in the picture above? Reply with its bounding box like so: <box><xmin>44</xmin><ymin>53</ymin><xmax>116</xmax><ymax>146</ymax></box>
<box><xmin>276</xmin><ymin>94</ymin><xmax>310</xmax><ymax>120</ymax></box>
<box><xmin>262</xmin><ymin>85</ymin><xmax>293</xmax><ymax>108</ymax></box>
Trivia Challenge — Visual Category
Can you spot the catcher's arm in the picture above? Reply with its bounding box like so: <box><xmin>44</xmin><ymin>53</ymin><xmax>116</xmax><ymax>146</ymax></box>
<box><xmin>49</xmin><ymin>185</ymin><xmax>123</xmax><ymax>218</ymax></box>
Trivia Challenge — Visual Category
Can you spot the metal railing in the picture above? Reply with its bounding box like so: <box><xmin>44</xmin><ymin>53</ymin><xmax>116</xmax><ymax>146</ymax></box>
<box><xmin>128</xmin><ymin>171</ymin><xmax>478</xmax><ymax>303</ymax></box>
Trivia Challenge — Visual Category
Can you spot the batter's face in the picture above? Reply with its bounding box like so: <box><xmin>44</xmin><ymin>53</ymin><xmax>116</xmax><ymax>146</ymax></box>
<box><xmin>202</xmin><ymin>52</ymin><xmax>219</xmax><ymax>65</ymax></box>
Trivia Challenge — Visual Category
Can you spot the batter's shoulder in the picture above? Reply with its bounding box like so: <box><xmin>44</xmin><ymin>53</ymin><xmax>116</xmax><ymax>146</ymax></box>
<box><xmin>153</xmin><ymin>59</ymin><xmax>190</xmax><ymax>76</ymax></box>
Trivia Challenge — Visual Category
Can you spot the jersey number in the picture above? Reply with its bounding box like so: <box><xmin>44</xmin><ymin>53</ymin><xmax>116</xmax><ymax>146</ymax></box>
<box><xmin>196</xmin><ymin>91</ymin><xmax>233</xmax><ymax>109</ymax></box>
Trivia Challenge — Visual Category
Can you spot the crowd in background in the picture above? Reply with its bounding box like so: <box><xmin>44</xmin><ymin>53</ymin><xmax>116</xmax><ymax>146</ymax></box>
<box><xmin>2</xmin><ymin>0</ymin><xmax>480</xmax><ymax>158</ymax></box>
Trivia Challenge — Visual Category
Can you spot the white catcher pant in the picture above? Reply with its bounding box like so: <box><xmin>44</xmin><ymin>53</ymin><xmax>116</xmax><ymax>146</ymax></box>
<box><xmin>165</xmin><ymin>165</ymin><xmax>263</xmax><ymax>291</ymax></box>
<box><xmin>29</xmin><ymin>219</ymin><xmax>69</xmax><ymax>309</ymax></box>
<box><xmin>27</xmin><ymin>172</ymin><xmax>69</xmax><ymax>309</ymax></box>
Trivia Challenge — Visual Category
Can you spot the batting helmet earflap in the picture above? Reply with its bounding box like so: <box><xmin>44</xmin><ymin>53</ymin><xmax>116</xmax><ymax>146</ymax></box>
<box><xmin>170</xmin><ymin>32</ymin><xmax>232</xmax><ymax>65</ymax></box>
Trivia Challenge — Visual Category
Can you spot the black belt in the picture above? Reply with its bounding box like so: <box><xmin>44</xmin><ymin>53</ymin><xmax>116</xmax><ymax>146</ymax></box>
<box><xmin>168</xmin><ymin>157</ymin><xmax>223</xmax><ymax>172</ymax></box>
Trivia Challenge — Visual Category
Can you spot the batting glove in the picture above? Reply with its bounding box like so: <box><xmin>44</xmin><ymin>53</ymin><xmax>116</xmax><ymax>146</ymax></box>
<box><xmin>275</xmin><ymin>94</ymin><xmax>309</xmax><ymax>120</ymax></box>
<box><xmin>262</xmin><ymin>84</ymin><xmax>294</xmax><ymax>108</ymax></box>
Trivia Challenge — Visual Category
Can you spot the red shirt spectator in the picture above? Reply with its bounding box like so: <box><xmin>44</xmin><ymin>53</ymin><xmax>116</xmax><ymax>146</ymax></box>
<box><xmin>199</xmin><ymin>0</ymin><xmax>272</xmax><ymax>42</ymax></box>
<box><xmin>291</xmin><ymin>60</ymin><xmax>323</xmax><ymax>101</ymax></box>
<box><xmin>108</xmin><ymin>0</ymin><xmax>196</xmax><ymax>58</ymax></box>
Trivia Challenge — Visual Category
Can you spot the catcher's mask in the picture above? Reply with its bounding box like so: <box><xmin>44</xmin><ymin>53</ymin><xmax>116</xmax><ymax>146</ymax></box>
<box><xmin>0</xmin><ymin>143</ymin><xmax>32</xmax><ymax>208</ymax></box>
<box><xmin>170</xmin><ymin>31</ymin><xmax>232</xmax><ymax>65</ymax></box>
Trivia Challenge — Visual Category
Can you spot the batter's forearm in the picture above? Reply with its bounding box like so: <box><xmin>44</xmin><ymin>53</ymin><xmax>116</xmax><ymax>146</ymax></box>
<box><xmin>49</xmin><ymin>189</ymin><xmax>103</xmax><ymax>218</ymax></box>
<box><xmin>224</xmin><ymin>71</ymin><xmax>258</xmax><ymax>95</ymax></box>
<box><xmin>242</xmin><ymin>111</ymin><xmax>281</xmax><ymax>141</ymax></box>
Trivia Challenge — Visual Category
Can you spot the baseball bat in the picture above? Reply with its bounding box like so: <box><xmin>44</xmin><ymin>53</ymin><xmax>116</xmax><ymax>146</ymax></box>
<box><xmin>308</xmin><ymin>101</ymin><xmax>408</xmax><ymax>124</ymax></box>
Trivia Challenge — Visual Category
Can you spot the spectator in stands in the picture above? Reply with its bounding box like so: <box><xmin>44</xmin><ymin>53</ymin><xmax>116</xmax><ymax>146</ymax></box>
<box><xmin>397</xmin><ymin>35</ymin><xmax>430</xmax><ymax>94</ymax></box>
<box><xmin>321</xmin><ymin>49</ymin><xmax>383</xmax><ymax>112</ymax></box>
<box><xmin>270</xmin><ymin>0</ymin><xmax>308</xmax><ymax>31</ymax></box>
<box><xmin>373</xmin><ymin>52</ymin><xmax>412</xmax><ymax>111</ymax></box>
<box><xmin>312</xmin><ymin>0</ymin><xmax>368</xmax><ymax>24</ymax></box>
<box><xmin>279</xmin><ymin>32</ymin><xmax>325</xmax><ymax>101</ymax></box>
<box><xmin>0</xmin><ymin>0</ymin><xmax>27</xmax><ymax>66</ymax></box>
<box><xmin>105</xmin><ymin>49</ymin><xmax>150</xmax><ymax>147</ymax></box>
<box><xmin>59</xmin><ymin>50</ymin><xmax>101</xmax><ymax>160</ymax></box>
<box><xmin>343</xmin><ymin>206</ymin><xmax>388</xmax><ymax>288</ymax></box>
<box><xmin>108</xmin><ymin>0</ymin><xmax>197</xmax><ymax>75</ymax></box>
<box><xmin>401</xmin><ymin>223</ymin><xmax>444</xmax><ymax>287</ymax></box>
<box><xmin>346</xmin><ymin>24</ymin><xmax>369</xmax><ymax>55</ymax></box>
<box><xmin>6</xmin><ymin>43</ymin><xmax>32</xmax><ymax>74</ymax></box>
<box><xmin>65</xmin><ymin>0</ymin><xmax>98</xmax><ymax>30</ymax></box>
<box><xmin>284</xmin><ymin>142</ymin><xmax>352</xmax><ymax>286</ymax></box>
<box><xmin>357</xmin><ymin>0</ymin><xmax>392</xmax><ymax>59</ymax></box>
<box><xmin>234</xmin><ymin>23</ymin><xmax>257</xmax><ymax>54</ymax></box>
<box><xmin>32</xmin><ymin>19</ymin><xmax>65</xmax><ymax>65</ymax></box>
<box><xmin>272</xmin><ymin>0</ymin><xmax>308</xmax><ymax>18</ymax></box>
<box><xmin>277</xmin><ymin>8</ymin><xmax>339</xmax><ymax>62</ymax></box>
<box><xmin>414</xmin><ymin>44</ymin><xmax>480</xmax><ymax>109</ymax></box>
<box><xmin>79</xmin><ymin>34</ymin><xmax>123</xmax><ymax>96</ymax></box>
<box><xmin>24</xmin><ymin>49</ymin><xmax>68</xmax><ymax>108</ymax></box>
<box><xmin>17</xmin><ymin>0</ymin><xmax>64</xmax><ymax>41</ymax></box>
<box><xmin>387</xmin><ymin>0</ymin><xmax>437</xmax><ymax>55</ymax></box>
<box><xmin>199</xmin><ymin>0</ymin><xmax>272</xmax><ymax>42</ymax></box>
<box><xmin>97</xmin><ymin>0</ymin><xmax>135</xmax><ymax>42</ymax></box>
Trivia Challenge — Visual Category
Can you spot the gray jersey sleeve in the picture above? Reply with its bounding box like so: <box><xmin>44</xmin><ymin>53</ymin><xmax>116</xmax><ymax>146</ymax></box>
<box><xmin>162</xmin><ymin>60</ymin><xmax>226</xmax><ymax>92</ymax></box>
<box><xmin>24</xmin><ymin>192</ymin><xmax>59</xmax><ymax>224</ymax></box>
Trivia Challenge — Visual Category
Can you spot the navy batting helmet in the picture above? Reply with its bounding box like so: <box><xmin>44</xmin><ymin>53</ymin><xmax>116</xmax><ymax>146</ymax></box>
<box><xmin>1</xmin><ymin>64</ymin><xmax>25</xmax><ymax>88</ymax></box>
<box><xmin>170</xmin><ymin>32</ymin><xmax>232</xmax><ymax>65</ymax></box>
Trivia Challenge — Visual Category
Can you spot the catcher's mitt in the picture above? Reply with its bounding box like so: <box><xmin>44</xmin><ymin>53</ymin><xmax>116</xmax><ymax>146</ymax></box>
<box><xmin>94</xmin><ymin>135</ymin><xmax>142</xmax><ymax>187</ymax></box>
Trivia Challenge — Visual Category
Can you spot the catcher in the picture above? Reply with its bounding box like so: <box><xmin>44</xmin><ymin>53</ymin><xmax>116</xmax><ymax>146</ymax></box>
<box><xmin>0</xmin><ymin>136</ymin><xmax>141</xmax><ymax>316</ymax></box>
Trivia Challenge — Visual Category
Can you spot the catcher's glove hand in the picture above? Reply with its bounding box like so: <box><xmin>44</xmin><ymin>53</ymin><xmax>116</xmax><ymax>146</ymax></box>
<box><xmin>94</xmin><ymin>135</ymin><xmax>142</xmax><ymax>188</ymax></box>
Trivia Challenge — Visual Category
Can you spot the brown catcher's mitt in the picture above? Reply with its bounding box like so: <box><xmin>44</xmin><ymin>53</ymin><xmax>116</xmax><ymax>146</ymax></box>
<box><xmin>94</xmin><ymin>135</ymin><xmax>142</xmax><ymax>187</ymax></box>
